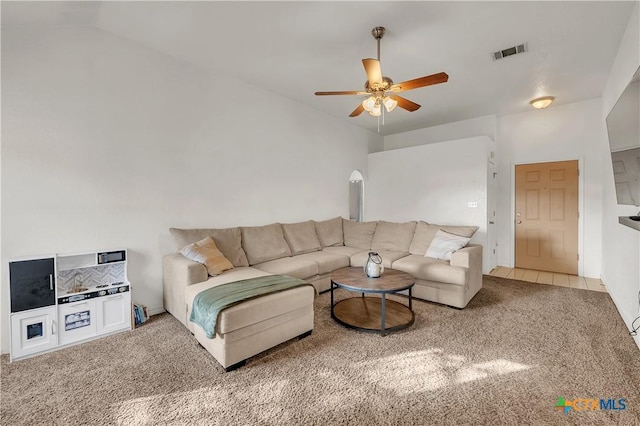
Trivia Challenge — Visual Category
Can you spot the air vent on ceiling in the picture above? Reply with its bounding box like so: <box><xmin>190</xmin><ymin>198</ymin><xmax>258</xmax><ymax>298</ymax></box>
<box><xmin>492</xmin><ymin>43</ymin><xmax>528</xmax><ymax>61</ymax></box>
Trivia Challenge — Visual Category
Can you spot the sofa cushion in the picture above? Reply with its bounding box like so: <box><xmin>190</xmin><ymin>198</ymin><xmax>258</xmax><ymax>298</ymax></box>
<box><xmin>170</xmin><ymin>227</ymin><xmax>249</xmax><ymax>267</ymax></box>
<box><xmin>392</xmin><ymin>255</ymin><xmax>468</xmax><ymax>286</ymax></box>
<box><xmin>252</xmin><ymin>257</ymin><xmax>319</xmax><ymax>280</ymax></box>
<box><xmin>241</xmin><ymin>224</ymin><xmax>292</xmax><ymax>265</ymax></box>
<box><xmin>371</xmin><ymin>221</ymin><xmax>417</xmax><ymax>252</ymax></box>
<box><xmin>322</xmin><ymin>246</ymin><xmax>363</xmax><ymax>257</ymax></box>
<box><xmin>313</xmin><ymin>217</ymin><xmax>344</xmax><ymax>248</ymax></box>
<box><xmin>294</xmin><ymin>251</ymin><xmax>350</xmax><ymax>274</ymax></box>
<box><xmin>282</xmin><ymin>221</ymin><xmax>321</xmax><ymax>255</ymax></box>
<box><xmin>426</xmin><ymin>230</ymin><xmax>471</xmax><ymax>261</ymax></box>
<box><xmin>180</xmin><ymin>237</ymin><xmax>234</xmax><ymax>277</ymax></box>
<box><xmin>409</xmin><ymin>222</ymin><xmax>479</xmax><ymax>255</ymax></box>
<box><xmin>349</xmin><ymin>250</ymin><xmax>409</xmax><ymax>268</ymax></box>
<box><xmin>343</xmin><ymin>219</ymin><xmax>377</xmax><ymax>249</ymax></box>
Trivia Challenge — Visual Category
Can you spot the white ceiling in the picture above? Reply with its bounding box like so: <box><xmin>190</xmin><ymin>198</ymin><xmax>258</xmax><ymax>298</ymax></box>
<box><xmin>2</xmin><ymin>1</ymin><xmax>636</xmax><ymax>135</ymax></box>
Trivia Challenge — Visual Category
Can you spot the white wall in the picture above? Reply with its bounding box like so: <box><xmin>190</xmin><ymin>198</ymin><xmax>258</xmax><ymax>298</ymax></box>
<box><xmin>384</xmin><ymin>115</ymin><xmax>496</xmax><ymax>151</ymax></box>
<box><xmin>495</xmin><ymin>99</ymin><xmax>605</xmax><ymax>278</ymax></box>
<box><xmin>601</xmin><ymin>3</ymin><xmax>640</xmax><ymax>349</ymax></box>
<box><xmin>0</xmin><ymin>26</ymin><xmax>381</xmax><ymax>353</ymax></box>
<box><xmin>367</xmin><ymin>137</ymin><xmax>491</xmax><ymax>273</ymax></box>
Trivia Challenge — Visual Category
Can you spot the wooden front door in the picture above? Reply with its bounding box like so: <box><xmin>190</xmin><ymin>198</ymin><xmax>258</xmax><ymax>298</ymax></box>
<box><xmin>515</xmin><ymin>160</ymin><xmax>578</xmax><ymax>274</ymax></box>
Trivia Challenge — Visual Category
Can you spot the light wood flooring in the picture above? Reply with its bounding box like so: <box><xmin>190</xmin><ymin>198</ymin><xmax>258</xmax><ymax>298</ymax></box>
<box><xmin>488</xmin><ymin>266</ymin><xmax>607</xmax><ymax>293</ymax></box>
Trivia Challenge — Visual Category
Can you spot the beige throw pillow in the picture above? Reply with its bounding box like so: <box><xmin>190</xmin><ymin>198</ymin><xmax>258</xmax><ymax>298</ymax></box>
<box><xmin>169</xmin><ymin>227</ymin><xmax>249</xmax><ymax>267</ymax></box>
<box><xmin>180</xmin><ymin>237</ymin><xmax>234</xmax><ymax>276</ymax></box>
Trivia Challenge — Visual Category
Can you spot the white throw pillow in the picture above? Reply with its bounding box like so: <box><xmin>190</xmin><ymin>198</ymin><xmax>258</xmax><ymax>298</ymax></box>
<box><xmin>425</xmin><ymin>229</ymin><xmax>471</xmax><ymax>261</ymax></box>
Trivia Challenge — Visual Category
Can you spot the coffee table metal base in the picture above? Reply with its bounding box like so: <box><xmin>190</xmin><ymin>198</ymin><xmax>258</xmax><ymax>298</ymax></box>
<box><xmin>331</xmin><ymin>296</ymin><xmax>414</xmax><ymax>336</ymax></box>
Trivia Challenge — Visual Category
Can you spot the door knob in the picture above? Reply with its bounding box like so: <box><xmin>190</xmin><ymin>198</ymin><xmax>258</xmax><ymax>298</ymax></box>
<box><xmin>517</xmin><ymin>220</ymin><xmax>522</xmax><ymax>224</ymax></box>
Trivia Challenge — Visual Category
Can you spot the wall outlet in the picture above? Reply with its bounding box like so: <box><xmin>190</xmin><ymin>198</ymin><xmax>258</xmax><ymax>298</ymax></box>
<box><xmin>467</xmin><ymin>201</ymin><xmax>478</xmax><ymax>208</ymax></box>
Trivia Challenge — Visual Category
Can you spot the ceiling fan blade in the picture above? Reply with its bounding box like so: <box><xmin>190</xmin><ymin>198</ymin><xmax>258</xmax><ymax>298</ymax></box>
<box><xmin>389</xmin><ymin>94</ymin><xmax>421</xmax><ymax>112</ymax></box>
<box><xmin>349</xmin><ymin>104</ymin><xmax>365</xmax><ymax>117</ymax></box>
<box><xmin>314</xmin><ymin>91</ymin><xmax>367</xmax><ymax>96</ymax></box>
<box><xmin>390</xmin><ymin>72</ymin><xmax>449</xmax><ymax>92</ymax></box>
<box><xmin>362</xmin><ymin>58</ymin><xmax>383</xmax><ymax>85</ymax></box>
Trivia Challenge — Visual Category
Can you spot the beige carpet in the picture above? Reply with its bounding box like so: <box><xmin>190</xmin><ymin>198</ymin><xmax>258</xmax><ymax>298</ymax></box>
<box><xmin>2</xmin><ymin>276</ymin><xmax>639</xmax><ymax>425</ymax></box>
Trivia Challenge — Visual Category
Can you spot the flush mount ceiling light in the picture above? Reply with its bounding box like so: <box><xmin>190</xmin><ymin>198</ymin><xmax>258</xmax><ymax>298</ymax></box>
<box><xmin>529</xmin><ymin>96</ymin><xmax>555</xmax><ymax>109</ymax></box>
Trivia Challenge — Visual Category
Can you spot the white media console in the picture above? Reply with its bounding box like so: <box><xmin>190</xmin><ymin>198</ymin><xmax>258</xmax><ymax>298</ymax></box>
<box><xmin>9</xmin><ymin>249</ymin><xmax>132</xmax><ymax>361</ymax></box>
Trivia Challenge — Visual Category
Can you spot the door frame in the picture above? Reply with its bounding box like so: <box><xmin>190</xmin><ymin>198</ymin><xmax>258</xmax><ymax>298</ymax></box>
<box><xmin>509</xmin><ymin>157</ymin><xmax>584</xmax><ymax>276</ymax></box>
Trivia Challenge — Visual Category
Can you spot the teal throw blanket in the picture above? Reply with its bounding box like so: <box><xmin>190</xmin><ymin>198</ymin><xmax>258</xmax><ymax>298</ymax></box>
<box><xmin>190</xmin><ymin>275</ymin><xmax>312</xmax><ymax>339</ymax></box>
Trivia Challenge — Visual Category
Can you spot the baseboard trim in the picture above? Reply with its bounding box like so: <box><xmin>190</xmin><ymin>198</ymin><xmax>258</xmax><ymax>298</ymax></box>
<box><xmin>601</xmin><ymin>275</ymin><xmax>640</xmax><ymax>350</ymax></box>
<box><xmin>148</xmin><ymin>306</ymin><xmax>166</xmax><ymax>316</ymax></box>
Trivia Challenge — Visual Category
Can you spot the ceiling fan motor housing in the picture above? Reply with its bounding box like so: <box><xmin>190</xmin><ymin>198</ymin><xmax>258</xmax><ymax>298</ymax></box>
<box><xmin>364</xmin><ymin>76</ymin><xmax>393</xmax><ymax>92</ymax></box>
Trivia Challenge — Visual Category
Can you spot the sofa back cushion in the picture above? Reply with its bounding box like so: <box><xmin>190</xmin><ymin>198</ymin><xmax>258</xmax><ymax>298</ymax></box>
<box><xmin>169</xmin><ymin>227</ymin><xmax>249</xmax><ymax>267</ymax></box>
<box><xmin>343</xmin><ymin>219</ymin><xmax>378</xmax><ymax>250</ymax></box>
<box><xmin>281</xmin><ymin>221</ymin><xmax>322</xmax><ymax>255</ymax></box>
<box><xmin>371</xmin><ymin>221</ymin><xmax>417</xmax><ymax>252</ymax></box>
<box><xmin>409</xmin><ymin>221</ymin><xmax>479</xmax><ymax>255</ymax></box>
<box><xmin>313</xmin><ymin>217</ymin><xmax>344</xmax><ymax>248</ymax></box>
<box><xmin>241</xmin><ymin>223</ymin><xmax>292</xmax><ymax>265</ymax></box>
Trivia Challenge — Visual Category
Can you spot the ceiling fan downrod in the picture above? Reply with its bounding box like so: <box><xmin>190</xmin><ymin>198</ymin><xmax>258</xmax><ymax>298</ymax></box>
<box><xmin>372</xmin><ymin>26</ymin><xmax>385</xmax><ymax>61</ymax></box>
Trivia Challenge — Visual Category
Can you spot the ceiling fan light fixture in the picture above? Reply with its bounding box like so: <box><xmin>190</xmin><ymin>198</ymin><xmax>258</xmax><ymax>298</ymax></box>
<box><xmin>362</xmin><ymin>96</ymin><xmax>376</xmax><ymax>112</ymax></box>
<box><xmin>529</xmin><ymin>96</ymin><xmax>555</xmax><ymax>109</ymax></box>
<box><xmin>314</xmin><ymin>26</ymin><xmax>448</xmax><ymax>124</ymax></box>
<box><xmin>383</xmin><ymin>96</ymin><xmax>398</xmax><ymax>112</ymax></box>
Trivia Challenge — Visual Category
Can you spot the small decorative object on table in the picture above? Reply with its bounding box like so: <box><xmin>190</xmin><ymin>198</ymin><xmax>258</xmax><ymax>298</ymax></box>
<box><xmin>364</xmin><ymin>251</ymin><xmax>384</xmax><ymax>278</ymax></box>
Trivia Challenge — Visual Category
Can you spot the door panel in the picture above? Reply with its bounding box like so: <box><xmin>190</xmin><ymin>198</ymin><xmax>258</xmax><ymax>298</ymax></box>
<box><xmin>9</xmin><ymin>258</ymin><xmax>55</xmax><ymax>313</ymax></box>
<box><xmin>515</xmin><ymin>160</ymin><xmax>578</xmax><ymax>274</ymax></box>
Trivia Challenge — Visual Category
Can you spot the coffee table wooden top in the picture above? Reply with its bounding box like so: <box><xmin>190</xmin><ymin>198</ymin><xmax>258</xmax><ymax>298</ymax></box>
<box><xmin>330</xmin><ymin>267</ymin><xmax>414</xmax><ymax>293</ymax></box>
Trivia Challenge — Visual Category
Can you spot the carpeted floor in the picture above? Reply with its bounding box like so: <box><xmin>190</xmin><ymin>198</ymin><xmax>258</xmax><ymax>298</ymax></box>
<box><xmin>2</xmin><ymin>276</ymin><xmax>639</xmax><ymax>425</ymax></box>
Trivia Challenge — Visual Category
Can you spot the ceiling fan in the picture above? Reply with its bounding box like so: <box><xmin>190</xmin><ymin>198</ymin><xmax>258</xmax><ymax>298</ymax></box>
<box><xmin>315</xmin><ymin>26</ymin><xmax>449</xmax><ymax>118</ymax></box>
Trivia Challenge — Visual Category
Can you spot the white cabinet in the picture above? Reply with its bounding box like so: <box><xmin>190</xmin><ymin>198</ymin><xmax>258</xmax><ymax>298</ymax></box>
<box><xmin>58</xmin><ymin>300</ymin><xmax>97</xmax><ymax>345</ymax></box>
<box><xmin>10</xmin><ymin>306</ymin><xmax>58</xmax><ymax>360</ymax></box>
<box><xmin>9</xmin><ymin>249</ymin><xmax>132</xmax><ymax>361</ymax></box>
<box><xmin>96</xmin><ymin>292</ymin><xmax>131</xmax><ymax>335</ymax></box>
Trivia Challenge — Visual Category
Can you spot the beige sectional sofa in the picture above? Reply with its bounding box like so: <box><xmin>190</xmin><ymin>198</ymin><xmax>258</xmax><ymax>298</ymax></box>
<box><xmin>163</xmin><ymin>217</ymin><xmax>482</xmax><ymax>370</ymax></box>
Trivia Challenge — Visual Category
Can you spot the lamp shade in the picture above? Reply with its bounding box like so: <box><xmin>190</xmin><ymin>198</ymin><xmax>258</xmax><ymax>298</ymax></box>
<box><xmin>369</xmin><ymin>103</ymin><xmax>382</xmax><ymax>117</ymax></box>
<box><xmin>383</xmin><ymin>96</ymin><xmax>398</xmax><ymax>112</ymax></box>
<box><xmin>362</xmin><ymin>96</ymin><xmax>376</xmax><ymax>112</ymax></box>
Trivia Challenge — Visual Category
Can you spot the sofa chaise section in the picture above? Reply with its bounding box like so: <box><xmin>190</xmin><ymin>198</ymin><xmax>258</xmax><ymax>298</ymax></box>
<box><xmin>164</xmin><ymin>227</ymin><xmax>316</xmax><ymax>371</ymax></box>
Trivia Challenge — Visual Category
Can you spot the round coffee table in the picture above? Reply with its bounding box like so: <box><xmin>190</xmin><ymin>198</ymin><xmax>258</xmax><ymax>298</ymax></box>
<box><xmin>330</xmin><ymin>267</ymin><xmax>415</xmax><ymax>336</ymax></box>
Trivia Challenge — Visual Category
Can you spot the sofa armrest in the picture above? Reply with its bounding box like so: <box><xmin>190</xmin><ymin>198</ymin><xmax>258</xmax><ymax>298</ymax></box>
<box><xmin>163</xmin><ymin>253</ymin><xmax>208</xmax><ymax>286</ymax></box>
<box><xmin>162</xmin><ymin>253</ymin><xmax>208</xmax><ymax>326</ymax></box>
<box><xmin>450</xmin><ymin>244</ymin><xmax>482</xmax><ymax>269</ymax></box>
